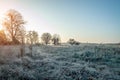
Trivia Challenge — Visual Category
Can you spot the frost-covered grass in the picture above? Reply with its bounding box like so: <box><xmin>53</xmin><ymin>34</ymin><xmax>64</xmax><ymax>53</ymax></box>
<box><xmin>0</xmin><ymin>44</ymin><xmax>120</xmax><ymax>80</ymax></box>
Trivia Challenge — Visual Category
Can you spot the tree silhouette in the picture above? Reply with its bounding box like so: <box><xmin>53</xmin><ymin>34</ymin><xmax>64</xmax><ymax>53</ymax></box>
<box><xmin>68</xmin><ymin>38</ymin><xmax>80</xmax><ymax>45</ymax></box>
<box><xmin>41</xmin><ymin>33</ymin><xmax>51</xmax><ymax>45</ymax></box>
<box><xmin>2</xmin><ymin>9</ymin><xmax>25</xmax><ymax>44</ymax></box>
<box><xmin>26</xmin><ymin>31</ymin><xmax>39</xmax><ymax>44</ymax></box>
<box><xmin>52</xmin><ymin>34</ymin><xmax>61</xmax><ymax>45</ymax></box>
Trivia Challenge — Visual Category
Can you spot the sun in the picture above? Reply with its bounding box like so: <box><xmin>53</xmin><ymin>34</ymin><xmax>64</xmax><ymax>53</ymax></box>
<box><xmin>0</xmin><ymin>15</ymin><xmax>4</xmax><ymax>30</ymax></box>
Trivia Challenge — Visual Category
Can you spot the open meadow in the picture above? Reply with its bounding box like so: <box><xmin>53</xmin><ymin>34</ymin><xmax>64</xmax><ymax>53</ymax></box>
<box><xmin>0</xmin><ymin>43</ymin><xmax>120</xmax><ymax>80</ymax></box>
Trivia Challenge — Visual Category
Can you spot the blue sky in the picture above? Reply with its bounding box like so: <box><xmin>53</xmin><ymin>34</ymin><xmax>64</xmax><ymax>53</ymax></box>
<box><xmin>0</xmin><ymin>0</ymin><xmax>120</xmax><ymax>43</ymax></box>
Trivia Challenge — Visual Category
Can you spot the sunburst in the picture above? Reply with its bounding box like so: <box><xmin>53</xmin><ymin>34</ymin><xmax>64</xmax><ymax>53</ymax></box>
<box><xmin>0</xmin><ymin>15</ymin><xmax>4</xmax><ymax>30</ymax></box>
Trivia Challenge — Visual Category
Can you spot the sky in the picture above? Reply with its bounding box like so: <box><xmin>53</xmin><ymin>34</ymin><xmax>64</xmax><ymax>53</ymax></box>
<box><xmin>0</xmin><ymin>0</ymin><xmax>120</xmax><ymax>43</ymax></box>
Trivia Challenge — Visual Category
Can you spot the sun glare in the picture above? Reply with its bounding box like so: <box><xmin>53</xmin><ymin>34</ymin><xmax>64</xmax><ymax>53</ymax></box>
<box><xmin>0</xmin><ymin>14</ymin><xmax>4</xmax><ymax>30</ymax></box>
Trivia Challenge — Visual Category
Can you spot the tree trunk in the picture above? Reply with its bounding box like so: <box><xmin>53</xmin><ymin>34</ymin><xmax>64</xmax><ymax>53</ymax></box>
<box><xmin>29</xmin><ymin>45</ymin><xmax>32</xmax><ymax>56</ymax></box>
<box><xmin>19</xmin><ymin>44</ymin><xmax>25</xmax><ymax>58</ymax></box>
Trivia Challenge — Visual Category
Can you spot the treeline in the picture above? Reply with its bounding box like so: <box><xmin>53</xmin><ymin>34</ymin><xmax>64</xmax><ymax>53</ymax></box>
<box><xmin>0</xmin><ymin>30</ymin><xmax>61</xmax><ymax>45</ymax></box>
<box><xmin>0</xmin><ymin>9</ymin><xmax>80</xmax><ymax>45</ymax></box>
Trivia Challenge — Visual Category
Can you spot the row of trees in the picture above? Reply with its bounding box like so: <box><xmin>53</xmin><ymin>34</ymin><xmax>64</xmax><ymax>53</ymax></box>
<box><xmin>0</xmin><ymin>9</ymin><xmax>80</xmax><ymax>58</ymax></box>
<box><xmin>26</xmin><ymin>32</ymin><xmax>61</xmax><ymax>45</ymax></box>
<box><xmin>41</xmin><ymin>33</ymin><xmax>61</xmax><ymax>45</ymax></box>
<box><xmin>0</xmin><ymin>30</ymin><xmax>61</xmax><ymax>45</ymax></box>
<box><xmin>0</xmin><ymin>9</ymin><xmax>61</xmax><ymax>45</ymax></box>
<box><xmin>0</xmin><ymin>9</ymin><xmax>80</xmax><ymax>45</ymax></box>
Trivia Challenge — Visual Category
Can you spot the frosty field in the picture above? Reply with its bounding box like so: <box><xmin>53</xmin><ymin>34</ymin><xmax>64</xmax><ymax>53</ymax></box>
<box><xmin>0</xmin><ymin>44</ymin><xmax>120</xmax><ymax>80</ymax></box>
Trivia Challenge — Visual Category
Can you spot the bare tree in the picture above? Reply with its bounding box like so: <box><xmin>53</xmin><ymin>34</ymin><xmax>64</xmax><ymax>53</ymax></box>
<box><xmin>33</xmin><ymin>31</ymin><xmax>39</xmax><ymax>44</ymax></box>
<box><xmin>41</xmin><ymin>33</ymin><xmax>52</xmax><ymax>45</ymax></box>
<box><xmin>68</xmin><ymin>39</ymin><xmax>75</xmax><ymax>45</ymax></box>
<box><xmin>67</xmin><ymin>38</ymin><xmax>80</xmax><ymax>45</ymax></box>
<box><xmin>2</xmin><ymin>9</ymin><xmax>26</xmax><ymax>57</ymax></box>
<box><xmin>2</xmin><ymin>9</ymin><xmax>25</xmax><ymax>44</ymax></box>
<box><xmin>26</xmin><ymin>31</ymin><xmax>39</xmax><ymax>44</ymax></box>
<box><xmin>52</xmin><ymin>34</ymin><xmax>61</xmax><ymax>45</ymax></box>
<box><xmin>17</xmin><ymin>27</ymin><xmax>26</xmax><ymax>44</ymax></box>
<box><xmin>25</xmin><ymin>31</ymin><xmax>38</xmax><ymax>57</ymax></box>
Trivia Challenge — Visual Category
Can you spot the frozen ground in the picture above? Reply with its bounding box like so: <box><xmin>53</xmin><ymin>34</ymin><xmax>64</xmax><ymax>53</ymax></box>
<box><xmin>0</xmin><ymin>44</ymin><xmax>120</xmax><ymax>80</ymax></box>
